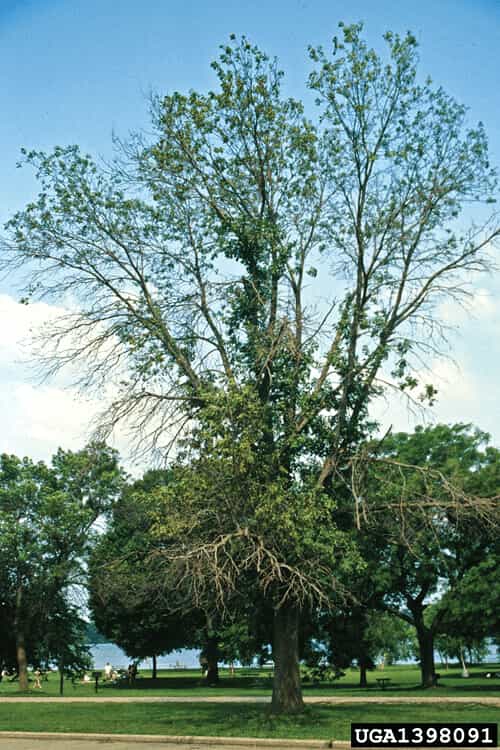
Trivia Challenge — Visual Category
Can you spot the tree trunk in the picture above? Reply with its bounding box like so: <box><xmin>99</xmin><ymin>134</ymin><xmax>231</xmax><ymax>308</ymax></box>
<box><xmin>459</xmin><ymin>647</ymin><xmax>469</xmax><ymax>678</ymax></box>
<box><xmin>437</xmin><ymin>651</ymin><xmax>446</xmax><ymax>670</ymax></box>
<box><xmin>271</xmin><ymin>603</ymin><xmax>304</xmax><ymax>714</ymax></box>
<box><xmin>152</xmin><ymin>654</ymin><xmax>157</xmax><ymax>680</ymax></box>
<box><xmin>359</xmin><ymin>661</ymin><xmax>368</xmax><ymax>688</ymax></box>
<box><xmin>416</xmin><ymin>622</ymin><xmax>436</xmax><ymax>688</ymax></box>
<box><xmin>205</xmin><ymin>636</ymin><xmax>219</xmax><ymax>685</ymax></box>
<box><xmin>16</xmin><ymin>631</ymin><xmax>29</xmax><ymax>691</ymax></box>
<box><xmin>59</xmin><ymin>656</ymin><xmax>64</xmax><ymax>696</ymax></box>
<box><xmin>14</xmin><ymin>587</ymin><xmax>29</xmax><ymax>692</ymax></box>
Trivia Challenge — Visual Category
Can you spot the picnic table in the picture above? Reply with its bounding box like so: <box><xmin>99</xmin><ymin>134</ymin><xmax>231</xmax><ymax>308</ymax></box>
<box><xmin>376</xmin><ymin>677</ymin><xmax>391</xmax><ymax>690</ymax></box>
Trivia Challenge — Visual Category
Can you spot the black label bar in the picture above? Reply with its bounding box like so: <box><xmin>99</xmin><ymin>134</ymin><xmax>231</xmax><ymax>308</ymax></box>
<box><xmin>351</xmin><ymin>723</ymin><xmax>498</xmax><ymax>747</ymax></box>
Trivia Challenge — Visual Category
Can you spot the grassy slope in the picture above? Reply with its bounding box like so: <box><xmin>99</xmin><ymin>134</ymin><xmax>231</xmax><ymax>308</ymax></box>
<box><xmin>0</xmin><ymin>702</ymin><xmax>498</xmax><ymax>740</ymax></box>
<box><xmin>1</xmin><ymin>664</ymin><xmax>498</xmax><ymax>699</ymax></box>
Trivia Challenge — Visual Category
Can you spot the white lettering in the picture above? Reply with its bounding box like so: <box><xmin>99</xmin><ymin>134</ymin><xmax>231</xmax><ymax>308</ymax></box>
<box><xmin>382</xmin><ymin>729</ymin><xmax>397</xmax><ymax>743</ymax></box>
<box><xmin>481</xmin><ymin>728</ymin><xmax>494</xmax><ymax>744</ymax></box>
<box><xmin>354</xmin><ymin>729</ymin><xmax>369</xmax><ymax>744</ymax></box>
<box><xmin>453</xmin><ymin>728</ymin><xmax>465</xmax><ymax>744</ymax></box>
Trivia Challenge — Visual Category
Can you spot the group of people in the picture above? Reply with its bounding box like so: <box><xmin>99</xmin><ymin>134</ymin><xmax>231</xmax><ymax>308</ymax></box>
<box><xmin>103</xmin><ymin>661</ymin><xmax>138</xmax><ymax>684</ymax></box>
<box><xmin>0</xmin><ymin>667</ymin><xmax>17</xmax><ymax>682</ymax></box>
<box><xmin>1</xmin><ymin>667</ymin><xmax>44</xmax><ymax>687</ymax></box>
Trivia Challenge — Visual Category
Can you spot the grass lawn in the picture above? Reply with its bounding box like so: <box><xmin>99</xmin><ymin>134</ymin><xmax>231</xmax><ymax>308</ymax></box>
<box><xmin>1</xmin><ymin>663</ymin><xmax>498</xmax><ymax>699</ymax></box>
<box><xmin>0</xmin><ymin>702</ymin><xmax>498</xmax><ymax>740</ymax></box>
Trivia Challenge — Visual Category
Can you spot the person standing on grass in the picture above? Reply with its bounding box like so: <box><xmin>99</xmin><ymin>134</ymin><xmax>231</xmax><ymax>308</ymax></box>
<box><xmin>33</xmin><ymin>669</ymin><xmax>42</xmax><ymax>689</ymax></box>
<box><xmin>104</xmin><ymin>662</ymin><xmax>112</xmax><ymax>681</ymax></box>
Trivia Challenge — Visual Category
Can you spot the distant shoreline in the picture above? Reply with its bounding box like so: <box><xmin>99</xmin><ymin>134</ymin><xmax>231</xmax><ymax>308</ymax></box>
<box><xmin>89</xmin><ymin>642</ymin><xmax>498</xmax><ymax>671</ymax></box>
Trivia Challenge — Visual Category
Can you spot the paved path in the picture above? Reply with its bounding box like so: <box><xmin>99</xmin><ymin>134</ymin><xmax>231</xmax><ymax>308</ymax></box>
<box><xmin>0</xmin><ymin>740</ymin><xmax>209</xmax><ymax>750</ymax></box>
<box><xmin>0</xmin><ymin>695</ymin><xmax>498</xmax><ymax>705</ymax></box>
<box><xmin>0</xmin><ymin>740</ymin><xmax>333</xmax><ymax>750</ymax></box>
<box><xmin>0</xmin><ymin>733</ymin><xmax>339</xmax><ymax>750</ymax></box>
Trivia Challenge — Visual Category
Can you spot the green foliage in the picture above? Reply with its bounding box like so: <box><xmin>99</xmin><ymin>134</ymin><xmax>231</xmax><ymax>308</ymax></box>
<box><xmin>352</xmin><ymin>423</ymin><xmax>499</xmax><ymax>686</ymax></box>
<box><xmin>434</xmin><ymin>556</ymin><xmax>500</xmax><ymax>641</ymax></box>
<box><xmin>89</xmin><ymin>469</ymin><xmax>268</xmax><ymax>671</ymax></box>
<box><xmin>149</xmin><ymin>387</ymin><xmax>361</xmax><ymax>613</ymax></box>
<box><xmin>89</xmin><ymin>472</ymin><xmax>193</xmax><ymax>661</ymax></box>
<box><xmin>300</xmin><ymin>662</ymin><xmax>345</xmax><ymax>685</ymax></box>
<box><xmin>0</xmin><ymin>443</ymin><xmax>123</xmax><ymax>676</ymax></box>
<box><xmin>84</xmin><ymin>620</ymin><xmax>107</xmax><ymax>645</ymax></box>
<box><xmin>433</xmin><ymin>632</ymin><xmax>489</xmax><ymax>666</ymax></box>
<box><xmin>361</xmin><ymin>424</ymin><xmax>499</xmax><ymax>617</ymax></box>
<box><xmin>311</xmin><ymin>607</ymin><xmax>416</xmax><ymax>678</ymax></box>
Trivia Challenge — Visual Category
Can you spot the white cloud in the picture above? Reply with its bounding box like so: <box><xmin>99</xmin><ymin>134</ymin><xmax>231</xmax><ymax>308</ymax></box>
<box><xmin>0</xmin><ymin>382</ymin><xmax>96</xmax><ymax>459</ymax></box>
<box><xmin>437</xmin><ymin>288</ymin><xmax>499</xmax><ymax>326</ymax></box>
<box><xmin>1</xmin><ymin>287</ymin><xmax>499</xmax><ymax>469</ymax></box>
<box><xmin>372</xmin><ymin>354</ymin><xmax>498</xmax><ymax>444</ymax></box>
<box><xmin>0</xmin><ymin>293</ymin><xmax>65</xmax><ymax>363</ymax></box>
<box><xmin>371</xmin><ymin>277</ymin><xmax>500</xmax><ymax>444</ymax></box>
<box><xmin>0</xmin><ymin>294</ymin><xmax>137</xmax><ymax>468</ymax></box>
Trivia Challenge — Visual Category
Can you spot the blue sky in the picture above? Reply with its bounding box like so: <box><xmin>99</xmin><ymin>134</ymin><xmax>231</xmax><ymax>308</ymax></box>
<box><xmin>1</xmin><ymin>0</ymin><xmax>499</xmax><ymax>464</ymax></box>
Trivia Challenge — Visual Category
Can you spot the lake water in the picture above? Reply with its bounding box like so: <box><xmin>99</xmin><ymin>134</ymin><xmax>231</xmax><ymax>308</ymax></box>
<box><xmin>90</xmin><ymin>642</ymin><xmax>498</xmax><ymax>671</ymax></box>
<box><xmin>90</xmin><ymin>643</ymin><xmax>201</xmax><ymax>670</ymax></box>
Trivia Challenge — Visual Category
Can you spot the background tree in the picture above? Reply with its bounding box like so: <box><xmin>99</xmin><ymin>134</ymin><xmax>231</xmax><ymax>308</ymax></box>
<box><xmin>90</xmin><ymin>469</ymin><xmax>268</xmax><ymax>684</ymax></box>
<box><xmin>33</xmin><ymin>599</ymin><xmax>93</xmax><ymax>694</ymax></box>
<box><xmin>359</xmin><ymin>424</ymin><xmax>499</xmax><ymax>687</ymax></box>
<box><xmin>3</xmin><ymin>26</ymin><xmax>499</xmax><ymax>711</ymax></box>
<box><xmin>433</xmin><ymin>631</ymin><xmax>489</xmax><ymax>675</ymax></box>
<box><xmin>0</xmin><ymin>444</ymin><xmax>122</xmax><ymax>690</ymax></box>
<box><xmin>89</xmin><ymin>474</ymin><xmax>198</xmax><ymax>679</ymax></box>
<box><xmin>434</xmin><ymin>555</ymin><xmax>500</xmax><ymax>645</ymax></box>
<box><xmin>320</xmin><ymin>607</ymin><xmax>415</xmax><ymax>687</ymax></box>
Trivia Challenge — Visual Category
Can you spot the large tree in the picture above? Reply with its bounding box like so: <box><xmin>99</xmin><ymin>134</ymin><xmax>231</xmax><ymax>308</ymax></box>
<box><xmin>2</xmin><ymin>26</ymin><xmax>498</xmax><ymax>711</ymax></box>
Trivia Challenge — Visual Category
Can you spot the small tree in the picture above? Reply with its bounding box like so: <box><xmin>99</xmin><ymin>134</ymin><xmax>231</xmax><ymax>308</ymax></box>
<box><xmin>324</xmin><ymin>610</ymin><xmax>415</xmax><ymax>686</ymax></box>
<box><xmin>90</xmin><ymin>470</ymin><xmax>268</xmax><ymax>684</ymax></box>
<box><xmin>89</xmin><ymin>478</ymin><xmax>199</xmax><ymax>678</ymax></box>
<box><xmin>358</xmin><ymin>424</ymin><xmax>499</xmax><ymax>687</ymax></box>
<box><xmin>435</xmin><ymin>556</ymin><xmax>500</xmax><ymax>644</ymax></box>
<box><xmin>0</xmin><ymin>444</ymin><xmax>122</xmax><ymax>690</ymax></box>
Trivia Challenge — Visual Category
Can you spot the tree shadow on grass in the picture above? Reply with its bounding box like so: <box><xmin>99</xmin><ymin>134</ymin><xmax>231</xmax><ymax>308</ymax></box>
<box><xmin>105</xmin><ymin>675</ymin><xmax>272</xmax><ymax>691</ymax></box>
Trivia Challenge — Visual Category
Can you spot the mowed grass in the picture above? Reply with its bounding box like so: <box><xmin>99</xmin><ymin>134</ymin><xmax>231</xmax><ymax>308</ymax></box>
<box><xmin>0</xmin><ymin>702</ymin><xmax>498</xmax><ymax>740</ymax></box>
<box><xmin>1</xmin><ymin>663</ymin><xmax>498</xmax><ymax>698</ymax></box>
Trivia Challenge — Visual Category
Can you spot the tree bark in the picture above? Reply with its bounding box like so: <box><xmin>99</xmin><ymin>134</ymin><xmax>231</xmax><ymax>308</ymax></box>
<box><xmin>271</xmin><ymin>603</ymin><xmax>304</xmax><ymax>714</ymax></box>
<box><xmin>459</xmin><ymin>647</ymin><xmax>469</xmax><ymax>678</ymax></box>
<box><xmin>14</xmin><ymin>586</ymin><xmax>29</xmax><ymax>692</ymax></box>
<box><xmin>16</xmin><ymin>631</ymin><xmax>29</xmax><ymax>691</ymax></box>
<box><xmin>415</xmin><ymin>621</ymin><xmax>436</xmax><ymax>688</ymax></box>
<box><xmin>152</xmin><ymin>654</ymin><xmax>157</xmax><ymax>680</ymax></box>
<box><xmin>59</xmin><ymin>656</ymin><xmax>64</xmax><ymax>696</ymax></box>
<box><xmin>359</xmin><ymin>661</ymin><xmax>368</xmax><ymax>688</ymax></box>
<box><xmin>205</xmin><ymin>636</ymin><xmax>219</xmax><ymax>685</ymax></box>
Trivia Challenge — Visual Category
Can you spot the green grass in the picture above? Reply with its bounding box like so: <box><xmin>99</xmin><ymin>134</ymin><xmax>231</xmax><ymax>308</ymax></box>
<box><xmin>0</xmin><ymin>702</ymin><xmax>498</xmax><ymax>740</ymax></box>
<box><xmin>1</xmin><ymin>663</ymin><xmax>498</xmax><ymax>699</ymax></box>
